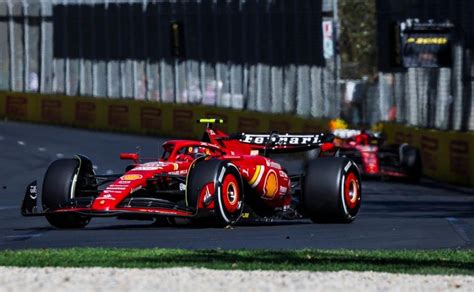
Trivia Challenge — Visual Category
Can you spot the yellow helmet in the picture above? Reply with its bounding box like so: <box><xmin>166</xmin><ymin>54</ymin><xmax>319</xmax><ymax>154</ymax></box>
<box><xmin>328</xmin><ymin>118</ymin><xmax>348</xmax><ymax>131</ymax></box>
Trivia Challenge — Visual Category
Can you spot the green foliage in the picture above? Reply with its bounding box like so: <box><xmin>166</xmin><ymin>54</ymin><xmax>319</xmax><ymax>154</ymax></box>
<box><xmin>339</xmin><ymin>0</ymin><xmax>377</xmax><ymax>79</ymax></box>
<box><xmin>0</xmin><ymin>248</ymin><xmax>473</xmax><ymax>275</ymax></box>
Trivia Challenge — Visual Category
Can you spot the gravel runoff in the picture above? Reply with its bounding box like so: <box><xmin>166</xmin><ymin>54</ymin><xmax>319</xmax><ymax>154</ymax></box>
<box><xmin>0</xmin><ymin>267</ymin><xmax>473</xmax><ymax>292</ymax></box>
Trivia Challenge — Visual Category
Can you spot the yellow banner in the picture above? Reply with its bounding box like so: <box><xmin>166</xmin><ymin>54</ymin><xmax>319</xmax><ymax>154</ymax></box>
<box><xmin>383</xmin><ymin>123</ymin><xmax>474</xmax><ymax>186</ymax></box>
<box><xmin>0</xmin><ymin>91</ymin><xmax>329</xmax><ymax>140</ymax></box>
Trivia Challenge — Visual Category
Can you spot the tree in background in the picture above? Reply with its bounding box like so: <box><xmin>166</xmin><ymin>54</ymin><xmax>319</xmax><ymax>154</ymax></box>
<box><xmin>339</xmin><ymin>0</ymin><xmax>377</xmax><ymax>80</ymax></box>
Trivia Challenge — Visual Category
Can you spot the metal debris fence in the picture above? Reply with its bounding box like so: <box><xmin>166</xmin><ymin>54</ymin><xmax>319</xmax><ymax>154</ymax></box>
<box><xmin>0</xmin><ymin>0</ymin><xmax>341</xmax><ymax>120</ymax></box>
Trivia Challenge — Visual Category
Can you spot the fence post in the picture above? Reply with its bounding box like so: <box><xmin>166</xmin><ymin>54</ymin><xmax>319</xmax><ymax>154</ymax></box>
<box><xmin>452</xmin><ymin>44</ymin><xmax>464</xmax><ymax>130</ymax></box>
<box><xmin>0</xmin><ymin>1</ymin><xmax>10</xmax><ymax>90</ymax></box>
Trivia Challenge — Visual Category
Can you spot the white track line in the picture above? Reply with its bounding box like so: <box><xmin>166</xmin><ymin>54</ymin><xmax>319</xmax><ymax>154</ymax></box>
<box><xmin>17</xmin><ymin>140</ymin><xmax>25</xmax><ymax>146</ymax></box>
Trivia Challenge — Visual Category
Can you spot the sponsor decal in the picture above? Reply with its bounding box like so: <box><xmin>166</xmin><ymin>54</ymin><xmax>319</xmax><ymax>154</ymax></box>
<box><xmin>97</xmin><ymin>193</ymin><xmax>116</xmax><ymax>200</ymax></box>
<box><xmin>218</xmin><ymin>167</ymin><xmax>226</xmax><ymax>183</ymax></box>
<box><xmin>344</xmin><ymin>161</ymin><xmax>352</xmax><ymax>172</ymax></box>
<box><xmin>41</xmin><ymin>99</ymin><xmax>62</xmax><ymax>122</ymax></box>
<box><xmin>279</xmin><ymin>186</ymin><xmax>288</xmax><ymax>194</ymax></box>
<box><xmin>5</xmin><ymin>96</ymin><xmax>27</xmax><ymax>119</ymax></box>
<box><xmin>75</xmin><ymin>101</ymin><xmax>96</xmax><ymax>125</ymax></box>
<box><xmin>263</xmin><ymin>170</ymin><xmax>279</xmax><ymax>199</ymax></box>
<box><xmin>106</xmin><ymin>186</ymin><xmax>127</xmax><ymax>190</ymax></box>
<box><xmin>121</xmin><ymin>174</ymin><xmax>143</xmax><ymax>181</ymax></box>
<box><xmin>133</xmin><ymin>166</ymin><xmax>161</xmax><ymax>171</ymax></box>
<box><xmin>108</xmin><ymin>105</ymin><xmax>129</xmax><ymax>128</ymax></box>
<box><xmin>118</xmin><ymin>180</ymin><xmax>132</xmax><ymax>185</ymax></box>
<box><xmin>173</xmin><ymin>109</ymin><xmax>193</xmax><ymax>133</ymax></box>
<box><xmin>449</xmin><ymin>140</ymin><xmax>470</xmax><ymax>176</ymax></box>
<box><xmin>141</xmin><ymin>107</ymin><xmax>162</xmax><ymax>130</ymax></box>
<box><xmin>241</xmin><ymin>134</ymin><xmax>323</xmax><ymax>145</ymax></box>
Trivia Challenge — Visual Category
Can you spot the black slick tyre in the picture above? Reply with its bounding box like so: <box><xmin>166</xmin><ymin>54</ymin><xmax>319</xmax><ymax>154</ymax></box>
<box><xmin>43</xmin><ymin>158</ymin><xmax>91</xmax><ymax>228</ymax></box>
<box><xmin>399</xmin><ymin>144</ymin><xmax>422</xmax><ymax>182</ymax></box>
<box><xmin>303</xmin><ymin>157</ymin><xmax>362</xmax><ymax>223</ymax></box>
<box><xmin>186</xmin><ymin>159</ymin><xmax>244</xmax><ymax>226</ymax></box>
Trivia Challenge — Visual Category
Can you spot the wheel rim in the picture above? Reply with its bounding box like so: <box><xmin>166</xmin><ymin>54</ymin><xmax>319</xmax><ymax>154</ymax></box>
<box><xmin>222</xmin><ymin>174</ymin><xmax>240</xmax><ymax>213</ymax></box>
<box><xmin>344</xmin><ymin>172</ymin><xmax>360</xmax><ymax>209</ymax></box>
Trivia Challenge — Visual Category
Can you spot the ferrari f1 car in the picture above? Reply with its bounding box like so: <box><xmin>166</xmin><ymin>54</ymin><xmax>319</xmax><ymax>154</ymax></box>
<box><xmin>332</xmin><ymin>129</ymin><xmax>422</xmax><ymax>181</ymax></box>
<box><xmin>21</xmin><ymin>119</ymin><xmax>362</xmax><ymax>228</ymax></box>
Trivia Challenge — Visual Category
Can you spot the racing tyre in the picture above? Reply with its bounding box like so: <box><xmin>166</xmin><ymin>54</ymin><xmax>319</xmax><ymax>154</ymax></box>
<box><xmin>214</xmin><ymin>163</ymin><xmax>244</xmax><ymax>226</ymax></box>
<box><xmin>399</xmin><ymin>145</ymin><xmax>422</xmax><ymax>182</ymax></box>
<box><xmin>43</xmin><ymin>158</ymin><xmax>91</xmax><ymax>228</ymax></box>
<box><xmin>187</xmin><ymin>159</ymin><xmax>244</xmax><ymax>226</ymax></box>
<box><xmin>303</xmin><ymin>157</ymin><xmax>361</xmax><ymax>223</ymax></box>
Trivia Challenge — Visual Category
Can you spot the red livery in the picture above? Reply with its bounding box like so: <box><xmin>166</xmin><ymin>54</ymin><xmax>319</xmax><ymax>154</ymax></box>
<box><xmin>333</xmin><ymin>129</ymin><xmax>422</xmax><ymax>181</ymax></box>
<box><xmin>22</xmin><ymin>119</ymin><xmax>362</xmax><ymax>228</ymax></box>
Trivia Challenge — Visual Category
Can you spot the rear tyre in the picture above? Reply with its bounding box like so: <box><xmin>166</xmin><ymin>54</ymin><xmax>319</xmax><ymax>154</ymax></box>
<box><xmin>303</xmin><ymin>157</ymin><xmax>361</xmax><ymax>223</ymax></box>
<box><xmin>399</xmin><ymin>145</ymin><xmax>422</xmax><ymax>182</ymax></box>
<box><xmin>43</xmin><ymin>158</ymin><xmax>91</xmax><ymax>229</ymax></box>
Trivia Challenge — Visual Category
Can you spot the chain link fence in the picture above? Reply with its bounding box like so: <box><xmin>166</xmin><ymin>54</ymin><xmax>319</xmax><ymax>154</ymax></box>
<box><xmin>0</xmin><ymin>0</ymin><xmax>341</xmax><ymax>120</ymax></box>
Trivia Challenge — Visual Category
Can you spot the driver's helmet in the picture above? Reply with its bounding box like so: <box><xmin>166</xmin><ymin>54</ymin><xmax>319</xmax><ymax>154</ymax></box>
<box><xmin>192</xmin><ymin>146</ymin><xmax>209</xmax><ymax>158</ymax></box>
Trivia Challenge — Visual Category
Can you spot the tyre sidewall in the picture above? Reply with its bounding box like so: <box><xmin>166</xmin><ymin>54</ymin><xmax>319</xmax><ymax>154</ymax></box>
<box><xmin>214</xmin><ymin>162</ymin><xmax>244</xmax><ymax>225</ymax></box>
<box><xmin>303</xmin><ymin>157</ymin><xmax>362</xmax><ymax>222</ymax></box>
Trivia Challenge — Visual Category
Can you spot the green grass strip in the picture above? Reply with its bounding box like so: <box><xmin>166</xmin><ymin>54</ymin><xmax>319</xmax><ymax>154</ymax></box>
<box><xmin>0</xmin><ymin>248</ymin><xmax>473</xmax><ymax>275</ymax></box>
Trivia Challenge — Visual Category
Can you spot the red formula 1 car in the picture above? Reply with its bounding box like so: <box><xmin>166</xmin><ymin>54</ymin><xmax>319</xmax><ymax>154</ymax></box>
<box><xmin>332</xmin><ymin>129</ymin><xmax>422</xmax><ymax>181</ymax></box>
<box><xmin>21</xmin><ymin>119</ymin><xmax>362</xmax><ymax>228</ymax></box>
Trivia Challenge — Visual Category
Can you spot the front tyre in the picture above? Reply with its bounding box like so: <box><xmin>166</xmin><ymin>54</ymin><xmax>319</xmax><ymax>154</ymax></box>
<box><xmin>43</xmin><ymin>158</ymin><xmax>92</xmax><ymax>229</ymax></box>
<box><xmin>214</xmin><ymin>163</ymin><xmax>244</xmax><ymax>225</ymax></box>
<box><xmin>186</xmin><ymin>159</ymin><xmax>244</xmax><ymax>226</ymax></box>
<box><xmin>303</xmin><ymin>157</ymin><xmax>362</xmax><ymax>223</ymax></box>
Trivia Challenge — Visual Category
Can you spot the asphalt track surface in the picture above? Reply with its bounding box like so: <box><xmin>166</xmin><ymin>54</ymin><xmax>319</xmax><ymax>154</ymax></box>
<box><xmin>0</xmin><ymin>120</ymin><xmax>473</xmax><ymax>250</ymax></box>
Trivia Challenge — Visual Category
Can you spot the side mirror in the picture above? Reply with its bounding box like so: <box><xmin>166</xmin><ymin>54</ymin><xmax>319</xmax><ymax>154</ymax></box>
<box><xmin>120</xmin><ymin>153</ymin><xmax>139</xmax><ymax>163</ymax></box>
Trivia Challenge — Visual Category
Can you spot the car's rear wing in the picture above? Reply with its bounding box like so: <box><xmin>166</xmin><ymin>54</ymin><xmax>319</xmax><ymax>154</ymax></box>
<box><xmin>332</xmin><ymin>129</ymin><xmax>382</xmax><ymax>139</ymax></box>
<box><xmin>236</xmin><ymin>132</ymin><xmax>335</xmax><ymax>153</ymax></box>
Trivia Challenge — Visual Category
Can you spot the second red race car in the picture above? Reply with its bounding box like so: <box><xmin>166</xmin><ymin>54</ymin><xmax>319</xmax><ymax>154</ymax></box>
<box><xmin>22</xmin><ymin>119</ymin><xmax>362</xmax><ymax>228</ymax></box>
<box><xmin>332</xmin><ymin>129</ymin><xmax>422</xmax><ymax>182</ymax></box>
